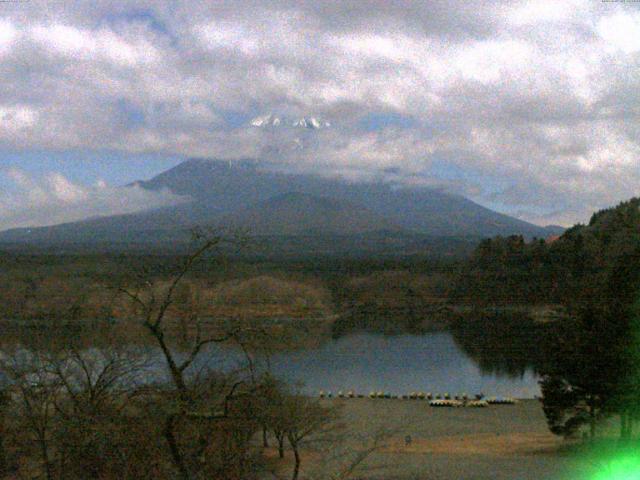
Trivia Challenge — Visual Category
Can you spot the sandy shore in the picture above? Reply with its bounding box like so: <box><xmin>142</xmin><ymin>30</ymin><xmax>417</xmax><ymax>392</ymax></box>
<box><xmin>297</xmin><ymin>398</ymin><xmax>592</xmax><ymax>480</ymax></box>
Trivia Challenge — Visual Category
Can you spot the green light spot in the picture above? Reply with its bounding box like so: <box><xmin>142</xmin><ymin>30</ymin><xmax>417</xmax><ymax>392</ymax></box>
<box><xmin>593</xmin><ymin>455</ymin><xmax>640</xmax><ymax>480</ymax></box>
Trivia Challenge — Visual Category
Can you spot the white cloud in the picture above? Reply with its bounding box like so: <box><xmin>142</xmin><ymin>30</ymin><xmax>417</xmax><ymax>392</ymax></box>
<box><xmin>509</xmin><ymin>0</ymin><xmax>579</xmax><ymax>26</ymax></box>
<box><xmin>0</xmin><ymin>169</ymin><xmax>188</xmax><ymax>231</ymax></box>
<box><xmin>597</xmin><ymin>12</ymin><xmax>640</xmax><ymax>54</ymax></box>
<box><xmin>0</xmin><ymin>19</ymin><xmax>17</xmax><ymax>55</ymax></box>
<box><xmin>452</xmin><ymin>40</ymin><xmax>533</xmax><ymax>84</ymax></box>
<box><xmin>30</xmin><ymin>23</ymin><xmax>160</xmax><ymax>66</ymax></box>
<box><xmin>195</xmin><ymin>21</ymin><xmax>259</xmax><ymax>55</ymax></box>
<box><xmin>31</xmin><ymin>24</ymin><xmax>88</xmax><ymax>56</ymax></box>
<box><xmin>48</xmin><ymin>173</ymin><xmax>88</xmax><ymax>203</ymax></box>
<box><xmin>0</xmin><ymin>0</ymin><xmax>638</xmax><ymax>225</ymax></box>
<box><xmin>0</xmin><ymin>105</ymin><xmax>38</xmax><ymax>131</ymax></box>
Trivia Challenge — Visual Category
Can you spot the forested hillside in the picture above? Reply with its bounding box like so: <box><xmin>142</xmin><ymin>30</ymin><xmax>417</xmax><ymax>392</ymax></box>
<box><xmin>452</xmin><ymin>198</ymin><xmax>640</xmax><ymax>439</ymax></box>
<box><xmin>452</xmin><ymin>198</ymin><xmax>640</xmax><ymax>308</ymax></box>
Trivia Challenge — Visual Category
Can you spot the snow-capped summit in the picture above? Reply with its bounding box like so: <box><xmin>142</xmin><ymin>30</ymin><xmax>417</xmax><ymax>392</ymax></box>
<box><xmin>250</xmin><ymin>114</ymin><xmax>283</xmax><ymax>127</ymax></box>
<box><xmin>291</xmin><ymin>117</ymin><xmax>331</xmax><ymax>129</ymax></box>
<box><xmin>249</xmin><ymin>114</ymin><xmax>330</xmax><ymax>129</ymax></box>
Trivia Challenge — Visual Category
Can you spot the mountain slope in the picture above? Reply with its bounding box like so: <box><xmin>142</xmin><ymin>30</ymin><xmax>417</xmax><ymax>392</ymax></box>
<box><xmin>136</xmin><ymin>158</ymin><xmax>561</xmax><ymax>237</ymax></box>
<box><xmin>217</xmin><ymin>192</ymin><xmax>401</xmax><ymax>235</ymax></box>
<box><xmin>0</xmin><ymin>158</ymin><xmax>563</xmax><ymax>253</ymax></box>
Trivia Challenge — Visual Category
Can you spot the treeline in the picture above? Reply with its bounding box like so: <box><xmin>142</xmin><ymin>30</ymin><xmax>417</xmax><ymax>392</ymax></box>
<box><xmin>538</xmin><ymin>199</ymin><xmax>640</xmax><ymax>440</ymax></box>
<box><xmin>451</xmin><ymin>236</ymin><xmax>556</xmax><ymax>306</ymax></box>
<box><xmin>455</xmin><ymin>198</ymin><xmax>640</xmax><ymax>440</ymax></box>
<box><xmin>0</xmin><ymin>249</ymin><xmax>461</xmax><ymax>337</ymax></box>
<box><xmin>452</xmin><ymin>198</ymin><xmax>640</xmax><ymax>308</ymax></box>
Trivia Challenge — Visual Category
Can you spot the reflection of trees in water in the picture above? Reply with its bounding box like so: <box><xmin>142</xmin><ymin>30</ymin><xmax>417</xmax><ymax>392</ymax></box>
<box><xmin>331</xmin><ymin>303</ymin><xmax>427</xmax><ymax>338</ymax></box>
<box><xmin>0</xmin><ymin>319</ymin><xmax>132</xmax><ymax>353</ymax></box>
<box><xmin>451</xmin><ymin>311</ymin><xmax>552</xmax><ymax>378</ymax></box>
<box><xmin>331</xmin><ymin>305</ymin><xmax>551</xmax><ymax>380</ymax></box>
<box><xmin>331</xmin><ymin>301</ymin><xmax>449</xmax><ymax>338</ymax></box>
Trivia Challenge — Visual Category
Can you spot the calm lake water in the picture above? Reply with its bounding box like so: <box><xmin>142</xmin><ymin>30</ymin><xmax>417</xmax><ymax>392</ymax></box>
<box><xmin>2</xmin><ymin>329</ymin><xmax>540</xmax><ymax>398</ymax></box>
<box><xmin>205</xmin><ymin>332</ymin><xmax>540</xmax><ymax>398</ymax></box>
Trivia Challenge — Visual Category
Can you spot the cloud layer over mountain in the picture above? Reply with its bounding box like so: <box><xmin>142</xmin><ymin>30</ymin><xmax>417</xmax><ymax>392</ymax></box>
<box><xmin>1</xmin><ymin>1</ymin><xmax>639</xmax><ymax>225</ymax></box>
<box><xmin>0</xmin><ymin>168</ymin><xmax>186</xmax><ymax>230</ymax></box>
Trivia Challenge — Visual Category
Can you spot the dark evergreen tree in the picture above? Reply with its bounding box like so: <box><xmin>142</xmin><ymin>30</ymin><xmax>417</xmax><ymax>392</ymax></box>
<box><xmin>538</xmin><ymin>220</ymin><xmax>640</xmax><ymax>440</ymax></box>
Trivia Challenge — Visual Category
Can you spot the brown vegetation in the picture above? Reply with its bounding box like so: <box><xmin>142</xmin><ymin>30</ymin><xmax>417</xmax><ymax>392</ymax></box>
<box><xmin>0</xmin><ymin>236</ymin><xmax>389</xmax><ymax>480</ymax></box>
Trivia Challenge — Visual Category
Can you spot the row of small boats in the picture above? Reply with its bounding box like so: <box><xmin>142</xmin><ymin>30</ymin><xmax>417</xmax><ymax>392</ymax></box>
<box><xmin>318</xmin><ymin>390</ymin><xmax>517</xmax><ymax>406</ymax></box>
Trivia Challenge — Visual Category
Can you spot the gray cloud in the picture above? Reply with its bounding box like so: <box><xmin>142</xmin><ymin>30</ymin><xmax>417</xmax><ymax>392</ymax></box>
<box><xmin>0</xmin><ymin>0</ymin><xmax>639</xmax><ymax>225</ymax></box>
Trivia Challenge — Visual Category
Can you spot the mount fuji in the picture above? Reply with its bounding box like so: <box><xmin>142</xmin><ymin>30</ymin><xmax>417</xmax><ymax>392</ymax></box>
<box><xmin>0</xmin><ymin>158</ymin><xmax>563</xmax><ymax>256</ymax></box>
<box><xmin>250</xmin><ymin>114</ymin><xmax>331</xmax><ymax>129</ymax></box>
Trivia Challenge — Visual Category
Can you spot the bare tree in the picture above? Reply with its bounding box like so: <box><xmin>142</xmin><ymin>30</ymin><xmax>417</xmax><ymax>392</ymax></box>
<box><xmin>0</xmin><ymin>383</ymin><xmax>9</xmax><ymax>476</ymax></box>
<box><xmin>1</xmin><ymin>229</ymin><xmax>343</xmax><ymax>480</ymax></box>
<box><xmin>1</xmin><ymin>350</ymin><xmax>61</xmax><ymax>480</ymax></box>
<box><xmin>46</xmin><ymin>345</ymin><xmax>153</xmax><ymax>479</ymax></box>
<box><xmin>47</xmin><ymin>346</ymin><xmax>147</xmax><ymax>416</ymax></box>
<box><xmin>0</xmin><ymin>339</ymin><xmax>157</xmax><ymax>480</ymax></box>
<box><xmin>118</xmin><ymin>231</ymin><xmax>256</xmax><ymax>480</ymax></box>
<box><xmin>281</xmin><ymin>395</ymin><xmax>335</xmax><ymax>480</ymax></box>
<box><xmin>311</xmin><ymin>427</ymin><xmax>396</xmax><ymax>480</ymax></box>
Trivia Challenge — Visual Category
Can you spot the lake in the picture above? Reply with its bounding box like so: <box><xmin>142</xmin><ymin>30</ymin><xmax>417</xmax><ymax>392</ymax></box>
<box><xmin>204</xmin><ymin>332</ymin><xmax>540</xmax><ymax>398</ymax></box>
<box><xmin>1</xmin><ymin>324</ymin><xmax>541</xmax><ymax>398</ymax></box>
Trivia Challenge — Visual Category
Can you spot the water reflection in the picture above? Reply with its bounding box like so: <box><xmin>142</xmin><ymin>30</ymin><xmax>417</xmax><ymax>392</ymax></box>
<box><xmin>1</xmin><ymin>318</ymin><xmax>544</xmax><ymax>398</ymax></box>
<box><xmin>450</xmin><ymin>311</ymin><xmax>550</xmax><ymax>378</ymax></box>
<box><xmin>201</xmin><ymin>332</ymin><xmax>540</xmax><ymax>398</ymax></box>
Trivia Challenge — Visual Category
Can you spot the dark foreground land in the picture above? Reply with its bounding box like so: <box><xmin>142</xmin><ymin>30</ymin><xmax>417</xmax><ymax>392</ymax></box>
<box><xmin>279</xmin><ymin>399</ymin><xmax>593</xmax><ymax>480</ymax></box>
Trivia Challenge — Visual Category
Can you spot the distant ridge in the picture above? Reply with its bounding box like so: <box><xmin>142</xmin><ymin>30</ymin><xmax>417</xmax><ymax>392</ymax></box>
<box><xmin>0</xmin><ymin>158</ymin><xmax>564</xmax><ymax>255</ymax></box>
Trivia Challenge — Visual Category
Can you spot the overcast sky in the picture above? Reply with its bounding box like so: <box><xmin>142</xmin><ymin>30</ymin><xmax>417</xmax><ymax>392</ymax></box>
<box><xmin>1</xmin><ymin>0</ymin><xmax>639</xmax><ymax>230</ymax></box>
